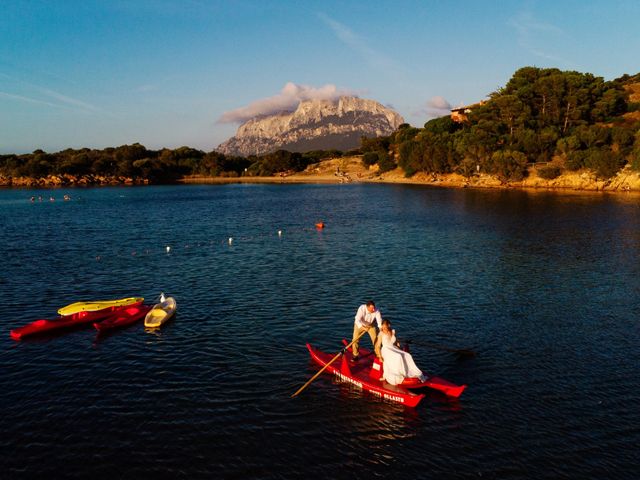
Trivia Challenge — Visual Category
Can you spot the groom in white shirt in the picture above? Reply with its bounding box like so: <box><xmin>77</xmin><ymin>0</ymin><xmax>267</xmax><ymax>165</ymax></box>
<box><xmin>351</xmin><ymin>300</ymin><xmax>382</xmax><ymax>361</ymax></box>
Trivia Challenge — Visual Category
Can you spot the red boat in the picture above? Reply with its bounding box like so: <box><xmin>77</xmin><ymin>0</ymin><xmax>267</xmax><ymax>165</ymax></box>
<box><xmin>10</xmin><ymin>302</ymin><xmax>144</xmax><ymax>341</ymax></box>
<box><xmin>94</xmin><ymin>304</ymin><xmax>152</xmax><ymax>333</ymax></box>
<box><xmin>342</xmin><ymin>340</ymin><xmax>467</xmax><ymax>399</ymax></box>
<box><xmin>305</xmin><ymin>341</ymin><xmax>466</xmax><ymax>407</ymax></box>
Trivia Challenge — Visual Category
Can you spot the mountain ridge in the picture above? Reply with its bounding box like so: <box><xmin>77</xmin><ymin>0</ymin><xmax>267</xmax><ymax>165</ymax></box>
<box><xmin>217</xmin><ymin>96</ymin><xmax>404</xmax><ymax>156</ymax></box>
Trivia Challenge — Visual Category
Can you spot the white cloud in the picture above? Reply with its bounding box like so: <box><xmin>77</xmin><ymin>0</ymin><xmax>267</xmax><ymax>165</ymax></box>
<box><xmin>426</xmin><ymin>96</ymin><xmax>452</xmax><ymax>111</ymax></box>
<box><xmin>218</xmin><ymin>82</ymin><xmax>358</xmax><ymax>124</ymax></box>
<box><xmin>411</xmin><ymin>95</ymin><xmax>453</xmax><ymax>120</ymax></box>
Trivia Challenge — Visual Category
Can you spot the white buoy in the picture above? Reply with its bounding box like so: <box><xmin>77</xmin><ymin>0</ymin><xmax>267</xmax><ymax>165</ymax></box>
<box><xmin>166</xmin><ymin>246</ymin><xmax>171</xmax><ymax>253</ymax></box>
<box><xmin>228</xmin><ymin>237</ymin><xmax>233</xmax><ymax>245</ymax></box>
<box><xmin>278</xmin><ymin>230</ymin><xmax>282</xmax><ymax>237</ymax></box>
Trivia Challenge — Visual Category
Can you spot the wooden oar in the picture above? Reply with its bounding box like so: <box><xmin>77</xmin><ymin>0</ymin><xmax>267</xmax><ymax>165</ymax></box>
<box><xmin>291</xmin><ymin>328</ymin><xmax>369</xmax><ymax>398</ymax></box>
<box><xmin>405</xmin><ymin>339</ymin><xmax>476</xmax><ymax>357</ymax></box>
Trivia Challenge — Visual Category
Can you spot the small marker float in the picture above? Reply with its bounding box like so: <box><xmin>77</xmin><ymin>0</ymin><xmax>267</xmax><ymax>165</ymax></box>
<box><xmin>315</xmin><ymin>222</ymin><xmax>325</xmax><ymax>229</ymax></box>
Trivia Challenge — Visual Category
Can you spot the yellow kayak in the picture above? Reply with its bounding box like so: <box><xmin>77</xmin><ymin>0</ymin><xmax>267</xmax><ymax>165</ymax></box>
<box><xmin>58</xmin><ymin>297</ymin><xmax>144</xmax><ymax>316</ymax></box>
<box><xmin>144</xmin><ymin>294</ymin><xmax>177</xmax><ymax>328</ymax></box>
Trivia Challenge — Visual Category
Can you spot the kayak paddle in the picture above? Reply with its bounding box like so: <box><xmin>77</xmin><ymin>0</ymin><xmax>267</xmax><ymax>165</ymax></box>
<box><xmin>291</xmin><ymin>328</ymin><xmax>369</xmax><ymax>398</ymax></box>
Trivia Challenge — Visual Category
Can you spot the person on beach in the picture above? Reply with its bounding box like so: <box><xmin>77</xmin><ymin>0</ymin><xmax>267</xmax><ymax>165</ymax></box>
<box><xmin>374</xmin><ymin>319</ymin><xmax>425</xmax><ymax>385</ymax></box>
<box><xmin>351</xmin><ymin>300</ymin><xmax>382</xmax><ymax>362</ymax></box>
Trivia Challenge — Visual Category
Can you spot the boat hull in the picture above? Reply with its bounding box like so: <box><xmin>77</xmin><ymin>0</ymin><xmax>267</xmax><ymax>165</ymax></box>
<box><xmin>144</xmin><ymin>297</ymin><xmax>177</xmax><ymax>328</ymax></box>
<box><xmin>341</xmin><ymin>340</ymin><xmax>467</xmax><ymax>398</ymax></box>
<box><xmin>10</xmin><ymin>302</ymin><xmax>144</xmax><ymax>340</ymax></box>
<box><xmin>94</xmin><ymin>305</ymin><xmax>152</xmax><ymax>333</ymax></box>
<box><xmin>58</xmin><ymin>297</ymin><xmax>144</xmax><ymax>316</ymax></box>
<box><xmin>306</xmin><ymin>343</ymin><xmax>425</xmax><ymax>407</ymax></box>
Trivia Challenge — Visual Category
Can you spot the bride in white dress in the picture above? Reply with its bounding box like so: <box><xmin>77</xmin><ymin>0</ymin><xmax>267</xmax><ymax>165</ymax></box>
<box><xmin>374</xmin><ymin>319</ymin><xmax>425</xmax><ymax>385</ymax></box>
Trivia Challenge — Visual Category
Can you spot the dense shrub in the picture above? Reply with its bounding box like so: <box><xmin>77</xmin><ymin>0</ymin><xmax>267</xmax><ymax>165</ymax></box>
<box><xmin>584</xmin><ymin>148</ymin><xmax>626</xmax><ymax>179</ymax></box>
<box><xmin>611</xmin><ymin>127</ymin><xmax>636</xmax><ymax>155</ymax></box>
<box><xmin>362</xmin><ymin>152</ymin><xmax>379</xmax><ymax>167</ymax></box>
<box><xmin>566</xmin><ymin>150</ymin><xmax>586</xmax><ymax>171</ymax></box>
<box><xmin>632</xmin><ymin>131</ymin><xmax>640</xmax><ymax>171</ymax></box>
<box><xmin>360</xmin><ymin>136</ymin><xmax>390</xmax><ymax>154</ymax></box>
<box><xmin>536</xmin><ymin>164</ymin><xmax>562</xmax><ymax>180</ymax></box>
<box><xmin>631</xmin><ymin>149</ymin><xmax>640</xmax><ymax>172</ymax></box>
<box><xmin>423</xmin><ymin>116</ymin><xmax>461</xmax><ymax>134</ymax></box>
<box><xmin>488</xmin><ymin>150</ymin><xmax>528</xmax><ymax>182</ymax></box>
<box><xmin>627</xmin><ymin>102</ymin><xmax>640</xmax><ymax>112</ymax></box>
<box><xmin>457</xmin><ymin>158</ymin><xmax>477</xmax><ymax>178</ymax></box>
<box><xmin>377</xmin><ymin>152</ymin><xmax>397</xmax><ymax>173</ymax></box>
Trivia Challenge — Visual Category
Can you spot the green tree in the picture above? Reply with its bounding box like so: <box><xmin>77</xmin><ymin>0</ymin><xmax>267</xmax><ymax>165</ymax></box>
<box><xmin>555</xmin><ymin>135</ymin><xmax>581</xmax><ymax>159</ymax></box>
<box><xmin>487</xmin><ymin>150</ymin><xmax>528</xmax><ymax>182</ymax></box>
<box><xmin>566</xmin><ymin>150</ymin><xmax>587</xmax><ymax>171</ymax></box>
<box><xmin>584</xmin><ymin>148</ymin><xmax>626</xmax><ymax>179</ymax></box>
<box><xmin>360</xmin><ymin>135</ymin><xmax>390</xmax><ymax>153</ymax></box>
<box><xmin>397</xmin><ymin>140</ymin><xmax>420</xmax><ymax>176</ymax></box>
<box><xmin>58</xmin><ymin>152</ymin><xmax>92</xmax><ymax>175</ymax></box>
<box><xmin>632</xmin><ymin>131</ymin><xmax>640</xmax><ymax>171</ymax></box>
<box><xmin>423</xmin><ymin>116</ymin><xmax>460</xmax><ymax>135</ymax></box>
<box><xmin>536</xmin><ymin>164</ymin><xmax>562</xmax><ymax>180</ymax></box>
<box><xmin>377</xmin><ymin>151</ymin><xmax>396</xmax><ymax>173</ymax></box>
<box><xmin>114</xmin><ymin>143</ymin><xmax>148</xmax><ymax>177</ymax></box>
<box><xmin>611</xmin><ymin>126</ymin><xmax>636</xmax><ymax>155</ymax></box>
<box><xmin>394</xmin><ymin>124</ymin><xmax>420</xmax><ymax>144</ymax></box>
<box><xmin>362</xmin><ymin>152</ymin><xmax>379</xmax><ymax>167</ymax></box>
<box><xmin>456</xmin><ymin>158</ymin><xmax>478</xmax><ymax>179</ymax></box>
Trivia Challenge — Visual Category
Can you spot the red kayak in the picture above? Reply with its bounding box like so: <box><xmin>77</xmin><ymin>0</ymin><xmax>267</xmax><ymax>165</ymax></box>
<box><xmin>94</xmin><ymin>304</ymin><xmax>152</xmax><ymax>333</ymax></box>
<box><xmin>341</xmin><ymin>340</ymin><xmax>467</xmax><ymax>398</ymax></box>
<box><xmin>10</xmin><ymin>301</ymin><xmax>144</xmax><ymax>341</ymax></box>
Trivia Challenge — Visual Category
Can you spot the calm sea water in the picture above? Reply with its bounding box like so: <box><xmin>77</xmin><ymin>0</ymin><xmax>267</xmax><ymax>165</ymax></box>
<box><xmin>1</xmin><ymin>184</ymin><xmax>639</xmax><ymax>479</ymax></box>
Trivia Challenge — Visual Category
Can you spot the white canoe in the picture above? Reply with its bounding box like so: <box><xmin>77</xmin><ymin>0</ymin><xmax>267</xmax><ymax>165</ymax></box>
<box><xmin>144</xmin><ymin>296</ymin><xmax>177</xmax><ymax>328</ymax></box>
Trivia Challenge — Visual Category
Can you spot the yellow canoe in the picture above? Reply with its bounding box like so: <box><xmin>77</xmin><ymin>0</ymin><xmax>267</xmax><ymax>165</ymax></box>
<box><xmin>58</xmin><ymin>297</ymin><xmax>144</xmax><ymax>316</ymax></box>
<box><xmin>144</xmin><ymin>295</ymin><xmax>177</xmax><ymax>328</ymax></box>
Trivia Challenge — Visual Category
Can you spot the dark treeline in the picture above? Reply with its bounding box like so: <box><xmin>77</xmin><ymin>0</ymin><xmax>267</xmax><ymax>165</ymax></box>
<box><xmin>362</xmin><ymin>67</ymin><xmax>640</xmax><ymax>181</ymax></box>
<box><xmin>3</xmin><ymin>67</ymin><xmax>640</xmax><ymax>183</ymax></box>
<box><xmin>0</xmin><ymin>142</ymin><xmax>346</xmax><ymax>183</ymax></box>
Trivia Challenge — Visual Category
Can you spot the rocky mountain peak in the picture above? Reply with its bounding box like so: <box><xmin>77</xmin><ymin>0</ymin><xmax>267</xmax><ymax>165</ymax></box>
<box><xmin>217</xmin><ymin>96</ymin><xmax>404</xmax><ymax>156</ymax></box>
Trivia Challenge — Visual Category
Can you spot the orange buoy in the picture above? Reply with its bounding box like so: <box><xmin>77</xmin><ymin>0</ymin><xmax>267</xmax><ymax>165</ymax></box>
<box><xmin>315</xmin><ymin>222</ymin><xmax>325</xmax><ymax>229</ymax></box>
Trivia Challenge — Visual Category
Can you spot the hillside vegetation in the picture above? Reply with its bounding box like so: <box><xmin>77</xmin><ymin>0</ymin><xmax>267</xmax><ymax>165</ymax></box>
<box><xmin>2</xmin><ymin>67</ymin><xmax>640</xmax><ymax>186</ymax></box>
<box><xmin>363</xmin><ymin>67</ymin><xmax>640</xmax><ymax>182</ymax></box>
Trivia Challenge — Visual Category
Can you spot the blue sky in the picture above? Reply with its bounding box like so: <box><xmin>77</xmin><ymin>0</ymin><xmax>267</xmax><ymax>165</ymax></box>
<box><xmin>1</xmin><ymin>0</ymin><xmax>639</xmax><ymax>154</ymax></box>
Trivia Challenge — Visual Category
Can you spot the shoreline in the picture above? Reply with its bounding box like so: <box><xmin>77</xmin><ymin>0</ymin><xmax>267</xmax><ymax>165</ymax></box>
<box><xmin>179</xmin><ymin>156</ymin><xmax>640</xmax><ymax>194</ymax></box>
<box><xmin>4</xmin><ymin>156</ymin><xmax>640</xmax><ymax>194</ymax></box>
<box><xmin>177</xmin><ymin>173</ymin><xmax>640</xmax><ymax>196</ymax></box>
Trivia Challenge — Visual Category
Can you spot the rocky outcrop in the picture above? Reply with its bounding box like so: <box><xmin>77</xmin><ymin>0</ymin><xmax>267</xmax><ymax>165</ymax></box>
<box><xmin>217</xmin><ymin>96</ymin><xmax>404</xmax><ymax>156</ymax></box>
<box><xmin>0</xmin><ymin>174</ymin><xmax>148</xmax><ymax>187</ymax></box>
